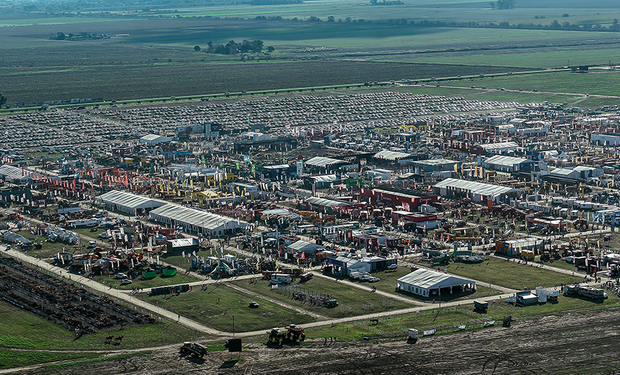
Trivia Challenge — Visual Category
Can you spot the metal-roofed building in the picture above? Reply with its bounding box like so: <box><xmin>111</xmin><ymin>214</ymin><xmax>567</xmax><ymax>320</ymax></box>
<box><xmin>97</xmin><ymin>190</ymin><xmax>168</xmax><ymax>216</ymax></box>
<box><xmin>0</xmin><ymin>165</ymin><xmax>31</xmax><ymax>184</ymax></box>
<box><xmin>304</xmin><ymin>157</ymin><xmax>346</xmax><ymax>173</ymax></box>
<box><xmin>373</xmin><ymin>150</ymin><xmax>414</xmax><ymax>162</ymax></box>
<box><xmin>288</xmin><ymin>240</ymin><xmax>324</xmax><ymax>255</ymax></box>
<box><xmin>410</xmin><ymin>159</ymin><xmax>459</xmax><ymax>174</ymax></box>
<box><xmin>482</xmin><ymin>155</ymin><xmax>531</xmax><ymax>172</ymax></box>
<box><xmin>396</xmin><ymin>269</ymin><xmax>476</xmax><ymax>297</ymax></box>
<box><xmin>140</xmin><ymin>134</ymin><xmax>173</xmax><ymax>145</ymax></box>
<box><xmin>549</xmin><ymin>166</ymin><xmax>604</xmax><ymax>181</ymax></box>
<box><xmin>433</xmin><ymin>178</ymin><xmax>520</xmax><ymax>203</ymax></box>
<box><xmin>479</xmin><ymin>141</ymin><xmax>519</xmax><ymax>154</ymax></box>
<box><xmin>149</xmin><ymin>204</ymin><xmax>248</xmax><ymax>237</ymax></box>
<box><xmin>305</xmin><ymin>196</ymin><xmax>352</xmax><ymax>213</ymax></box>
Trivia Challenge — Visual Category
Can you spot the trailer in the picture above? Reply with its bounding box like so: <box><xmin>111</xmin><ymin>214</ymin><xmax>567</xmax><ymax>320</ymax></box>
<box><xmin>269</xmin><ymin>273</ymin><xmax>292</xmax><ymax>285</ymax></box>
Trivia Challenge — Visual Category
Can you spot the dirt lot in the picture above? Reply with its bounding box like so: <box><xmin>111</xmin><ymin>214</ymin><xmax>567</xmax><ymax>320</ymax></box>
<box><xmin>18</xmin><ymin>306</ymin><xmax>620</xmax><ymax>375</ymax></box>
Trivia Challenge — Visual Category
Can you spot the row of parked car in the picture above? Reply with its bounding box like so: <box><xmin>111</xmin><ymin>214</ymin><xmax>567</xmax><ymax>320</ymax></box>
<box><xmin>350</xmin><ymin>271</ymin><xmax>380</xmax><ymax>282</ymax></box>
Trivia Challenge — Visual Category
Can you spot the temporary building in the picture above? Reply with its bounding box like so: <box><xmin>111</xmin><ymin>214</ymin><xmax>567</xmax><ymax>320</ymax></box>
<box><xmin>149</xmin><ymin>204</ymin><xmax>248</xmax><ymax>237</ymax></box>
<box><xmin>97</xmin><ymin>190</ymin><xmax>168</xmax><ymax>216</ymax></box>
<box><xmin>396</xmin><ymin>268</ymin><xmax>476</xmax><ymax>297</ymax></box>
<box><xmin>288</xmin><ymin>240</ymin><xmax>324</xmax><ymax>255</ymax></box>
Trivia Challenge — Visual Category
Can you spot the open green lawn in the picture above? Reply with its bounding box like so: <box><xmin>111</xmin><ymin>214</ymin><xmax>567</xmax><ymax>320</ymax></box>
<box><xmin>91</xmin><ymin>270</ymin><xmax>199</xmax><ymax>291</ymax></box>
<box><xmin>138</xmin><ymin>284</ymin><xmax>316</xmax><ymax>332</ymax></box>
<box><xmin>306</xmin><ymin>292</ymin><xmax>620</xmax><ymax>341</ymax></box>
<box><xmin>0</xmin><ymin>300</ymin><xmax>196</xmax><ymax>368</ymax></box>
<box><xmin>231</xmin><ymin>276</ymin><xmax>409</xmax><ymax>318</ymax></box>
<box><xmin>0</xmin><ymin>349</ymin><xmax>100</xmax><ymax>370</ymax></box>
<box><xmin>15</xmin><ymin>230</ymin><xmax>92</xmax><ymax>258</ymax></box>
<box><xmin>546</xmin><ymin>259</ymin><xmax>579</xmax><ymax>272</ymax></box>
<box><xmin>441</xmin><ymin>69</ymin><xmax>620</xmax><ymax>97</ymax></box>
<box><xmin>441</xmin><ymin>257</ymin><xmax>582</xmax><ymax>290</ymax></box>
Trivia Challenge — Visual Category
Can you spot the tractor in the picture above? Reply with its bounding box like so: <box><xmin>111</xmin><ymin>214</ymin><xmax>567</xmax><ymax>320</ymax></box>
<box><xmin>286</xmin><ymin>324</ymin><xmax>305</xmax><ymax>341</ymax></box>
<box><xmin>267</xmin><ymin>328</ymin><xmax>287</xmax><ymax>345</ymax></box>
<box><xmin>267</xmin><ymin>324</ymin><xmax>306</xmax><ymax>345</ymax></box>
<box><xmin>180</xmin><ymin>342</ymin><xmax>208</xmax><ymax>358</ymax></box>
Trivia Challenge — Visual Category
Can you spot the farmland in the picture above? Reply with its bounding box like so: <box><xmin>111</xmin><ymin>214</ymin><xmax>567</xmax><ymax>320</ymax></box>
<box><xmin>3</xmin><ymin>0</ymin><xmax>620</xmax><ymax>105</ymax></box>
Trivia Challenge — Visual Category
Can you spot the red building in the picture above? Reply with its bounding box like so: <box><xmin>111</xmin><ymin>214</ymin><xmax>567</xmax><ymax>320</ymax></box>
<box><xmin>360</xmin><ymin>188</ymin><xmax>438</xmax><ymax>211</ymax></box>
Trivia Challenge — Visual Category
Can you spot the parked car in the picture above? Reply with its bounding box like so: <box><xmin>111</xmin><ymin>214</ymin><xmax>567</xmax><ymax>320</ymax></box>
<box><xmin>387</xmin><ymin>264</ymin><xmax>397</xmax><ymax>270</ymax></box>
<box><xmin>121</xmin><ymin>279</ymin><xmax>132</xmax><ymax>285</ymax></box>
<box><xmin>249</xmin><ymin>301</ymin><xmax>260</xmax><ymax>308</ymax></box>
<box><xmin>114</xmin><ymin>273</ymin><xmax>127</xmax><ymax>279</ymax></box>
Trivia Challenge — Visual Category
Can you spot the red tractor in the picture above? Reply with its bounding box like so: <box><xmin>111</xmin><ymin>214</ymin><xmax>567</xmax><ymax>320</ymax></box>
<box><xmin>286</xmin><ymin>324</ymin><xmax>305</xmax><ymax>341</ymax></box>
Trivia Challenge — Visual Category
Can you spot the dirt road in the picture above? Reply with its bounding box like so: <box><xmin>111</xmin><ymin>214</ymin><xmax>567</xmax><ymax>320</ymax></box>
<box><xmin>12</xmin><ymin>306</ymin><xmax>620</xmax><ymax>375</ymax></box>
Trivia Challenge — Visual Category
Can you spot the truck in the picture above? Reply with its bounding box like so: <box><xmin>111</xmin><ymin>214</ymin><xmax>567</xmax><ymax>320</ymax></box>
<box><xmin>180</xmin><ymin>342</ymin><xmax>208</xmax><ymax>357</ymax></box>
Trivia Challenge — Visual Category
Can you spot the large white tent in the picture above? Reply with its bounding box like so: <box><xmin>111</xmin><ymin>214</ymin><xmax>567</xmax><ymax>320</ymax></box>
<box><xmin>396</xmin><ymin>269</ymin><xmax>476</xmax><ymax>297</ymax></box>
<box><xmin>97</xmin><ymin>190</ymin><xmax>168</xmax><ymax>216</ymax></box>
<box><xmin>149</xmin><ymin>204</ymin><xmax>248</xmax><ymax>237</ymax></box>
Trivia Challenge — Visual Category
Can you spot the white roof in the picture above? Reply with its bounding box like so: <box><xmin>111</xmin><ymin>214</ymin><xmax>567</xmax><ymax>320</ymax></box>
<box><xmin>434</xmin><ymin>178</ymin><xmax>519</xmax><ymax>198</ymax></box>
<box><xmin>288</xmin><ymin>240</ymin><xmax>324</xmax><ymax>254</ymax></box>
<box><xmin>309</xmin><ymin>175</ymin><xmax>339</xmax><ymax>183</ymax></box>
<box><xmin>140</xmin><ymin>134</ymin><xmax>172</xmax><ymax>143</ymax></box>
<box><xmin>484</xmin><ymin>155</ymin><xmax>528</xmax><ymax>167</ymax></box>
<box><xmin>479</xmin><ymin>142</ymin><xmax>519</xmax><ymax>151</ymax></box>
<box><xmin>397</xmin><ymin>269</ymin><xmax>475</xmax><ymax>290</ymax></box>
<box><xmin>306</xmin><ymin>196</ymin><xmax>351</xmax><ymax>207</ymax></box>
<box><xmin>0</xmin><ymin>165</ymin><xmax>30</xmax><ymax>181</ymax></box>
<box><xmin>150</xmin><ymin>204</ymin><xmax>248</xmax><ymax>231</ymax></box>
<box><xmin>305</xmin><ymin>156</ymin><xmax>345</xmax><ymax>168</ymax></box>
<box><xmin>373</xmin><ymin>150</ymin><xmax>413</xmax><ymax>160</ymax></box>
<box><xmin>98</xmin><ymin>190</ymin><xmax>168</xmax><ymax>210</ymax></box>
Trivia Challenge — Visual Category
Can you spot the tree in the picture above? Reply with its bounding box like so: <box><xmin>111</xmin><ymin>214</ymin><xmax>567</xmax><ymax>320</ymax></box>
<box><xmin>193</xmin><ymin>45</ymin><xmax>201</xmax><ymax>52</ymax></box>
<box><xmin>56</xmin><ymin>32</ymin><xmax>66</xmax><ymax>40</ymax></box>
<box><xmin>327</xmin><ymin>16</ymin><xmax>335</xmax><ymax>22</ymax></box>
<box><xmin>266</xmin><ymin>46</ymin><xmax>275</xmax><ymax>52</ymax></box>
<box><xmin>0</xmin><ymin>93</ymin><xmax>6</xmax><ymax>108</ymax></box>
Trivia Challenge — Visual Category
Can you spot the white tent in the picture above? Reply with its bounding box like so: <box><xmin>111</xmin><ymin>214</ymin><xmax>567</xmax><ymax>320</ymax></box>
<box><xmin>396</xmin><ymin>269</ymin><xmax>476</xmax><ymax>297</ymax></box>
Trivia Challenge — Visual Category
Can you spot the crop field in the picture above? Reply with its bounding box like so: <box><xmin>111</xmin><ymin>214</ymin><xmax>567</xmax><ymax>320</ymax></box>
<box><xmin>442</xmin><ymin>69</ymin><xmax>620</xmax><ymax>97</ymax></box>
<box><xmin>139</xmin><ymin>284</ymin><xmax>316</xmax><ymax>332</ymax></box>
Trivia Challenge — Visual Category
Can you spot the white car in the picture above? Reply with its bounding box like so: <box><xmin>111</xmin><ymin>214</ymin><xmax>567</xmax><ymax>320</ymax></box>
<box><xmin>114</xmin><ymin>273</ymin><xmax>127</xmax><ymax>279</ymax></box>
<box><xmin>387</xmin><ymin>264</ymin><xmax>397</xmax><ymax>270</ymax></box>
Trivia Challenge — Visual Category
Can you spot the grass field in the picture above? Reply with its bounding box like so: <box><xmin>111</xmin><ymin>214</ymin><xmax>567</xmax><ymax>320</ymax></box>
<box><xmin>441</xmin><ymin>69</ymin><xmax>620</xmax><ymax>97</ymax></box>
<box><xmin>441</xmin><ymin>257</ymin><xmax>582</xmax><ymax>290</ymax></box>
<box><xmin>2</xmin><ymin>13</ymin><xmax>620</xmax><ymax>105</ymax></box>
<box><xmin>138</xmin><ymin>284</ymin><xmax>316</xmax><ymax>332</ymax></box>
<box><xmin>91</xmin><ymin>270</ymin><xmax>199</xmax><ymax>290</ymax></box>
<box><xmin>15</xmin><ymin>230</ymin><xmax>92</xmax><ymax>258</ymax></box>
<box><xmin>0</xmin><ymin>300</ymin><xmax>196</xmax><ymax>368</ymax></box>
<box><xmin>232</xmin><ymin>276</ymin><xmax>409</xmax><ymax>318</ymax></box>
<box><xmin>306</xmin><ymin>292</ymin><xmax>620</xmax><ymax>341</ymax></box>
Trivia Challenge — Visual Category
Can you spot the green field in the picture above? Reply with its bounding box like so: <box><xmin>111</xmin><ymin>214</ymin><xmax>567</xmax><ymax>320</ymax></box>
<box><xmin>441</xmin><ymin>69</ymin><xmax>620</xmax><ymax>98</ymax></box>
<box><xmin>441</xmin><ymin>257</ymin><xmax>582</xmax><ymax>290</ymax></box>
<box><xmin>2</xmin><ymin>3</ymin><xmax>620</xmax><ymax>106</ymax></box>
<box><xmin>0</xmin><ymin>300</ymin><xmax>196</xmax><ymax>368</ymax></box>
<box><xmin>15</xmin><ymin>230</ymin><xmax>92</xmax><ymax>258</ymax></box>
<box><xmin>138</xmin><ymin>284</ymin><xmax>316</xmax><ymax>332</ymax></box>
<box><xmin>306</xmin><ymin>292</ymin><xmax>620</xmax><ymax>341</ymax></box>
<box><xmin>91</xmin><ymin>270</ymin><xmax>199</xmax><ymax>290</ymax></box>
<box><xmin>232</xmin><ymin>276</ymin><xmax>410</xmax><ymax>318</ymax></box>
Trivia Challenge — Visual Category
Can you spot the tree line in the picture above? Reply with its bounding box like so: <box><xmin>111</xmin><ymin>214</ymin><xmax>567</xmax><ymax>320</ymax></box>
<box><xmin>194</xmin><ymin>40</ymin><xmax>274</xmax><ymax>55</ymax></box>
